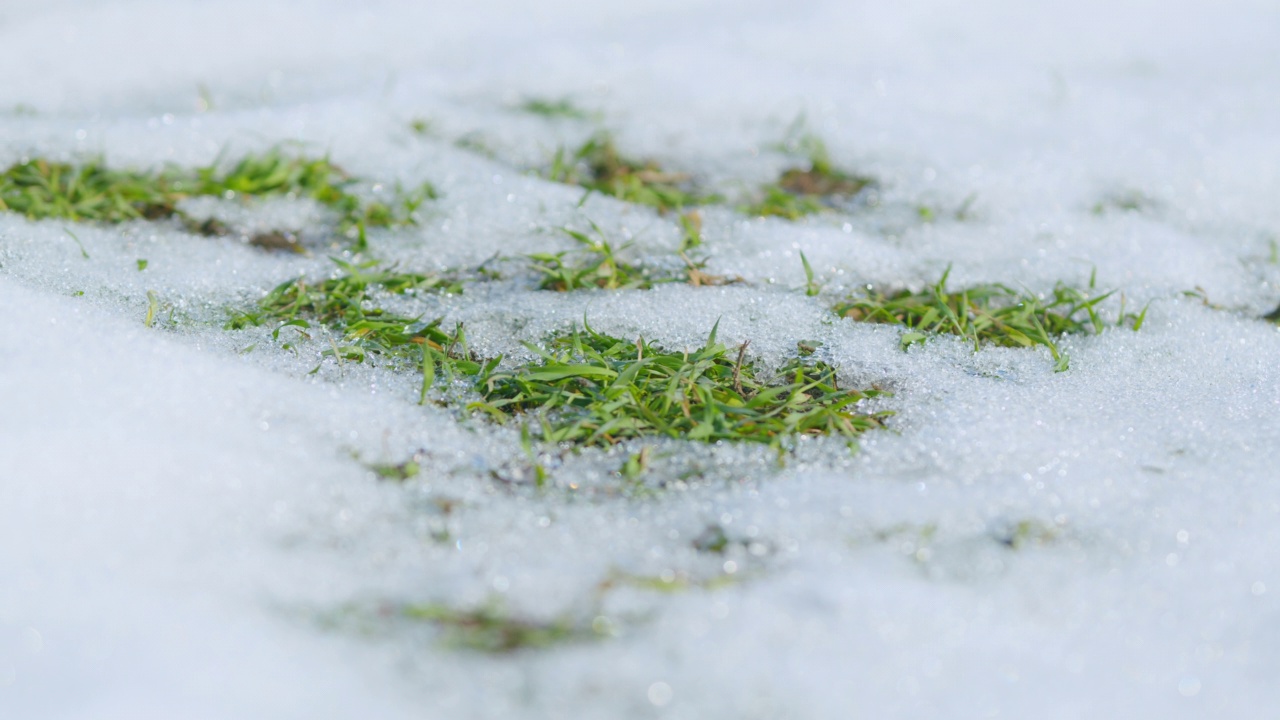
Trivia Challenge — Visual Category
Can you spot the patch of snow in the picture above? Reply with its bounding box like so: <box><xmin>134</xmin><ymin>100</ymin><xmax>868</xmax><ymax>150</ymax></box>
<box><xmin>3</xmin><ymin>0</ymin><xmax>1280</xmax><ymax>718</ymax></box>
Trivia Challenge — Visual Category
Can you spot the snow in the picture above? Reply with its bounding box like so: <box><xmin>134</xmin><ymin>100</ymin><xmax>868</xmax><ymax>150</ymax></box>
<box><xmin>3</xmin><ymin>0</ymin><xmax>1280</xmax><ymax>717</ymax></box>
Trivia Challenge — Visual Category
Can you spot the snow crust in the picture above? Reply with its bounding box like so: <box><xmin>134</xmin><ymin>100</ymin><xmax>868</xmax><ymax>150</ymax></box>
<box><xmin>3</xmin><ymin>0</ymin><xmax>1280</xmax><ymax>717</ymax></box>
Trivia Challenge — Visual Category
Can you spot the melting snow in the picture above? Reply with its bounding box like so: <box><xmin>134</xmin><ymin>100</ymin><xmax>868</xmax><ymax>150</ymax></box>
<box><xmin>3</xmin><ymin>1</ymin><xmax>1280</xmax><ymax>718</ymax></box>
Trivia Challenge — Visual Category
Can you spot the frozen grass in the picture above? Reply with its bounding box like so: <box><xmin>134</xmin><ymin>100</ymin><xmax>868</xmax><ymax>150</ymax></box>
<box><xmin>518</xmin><ymin>96</ymin><xmax>595</xmax><ymax>121</ymax></box>
<box><xmin>528</xmin><ymin>221</ymin><xmax>737</xmax><ymax>291</ymax></box>
<box><xmin>0</xmin><ymin>149</ymin><xmax>436</xmax><ymax>246</ymax></box>
<box><xmin>742</xmin><ymin>134</ymin><xmax>874</xmax><ymax>219</ymax></box>
<box><xmin>226</xmin><ymin>259</ymin><xmax>477</xmax><ymax>384</ymax></box>
<box><xmin>474</xmin><ymin>322</ymin><xmax>889</xmax><ymax>448</ymax></box>
<box><xmin>529</xmin><ymin>224</ymin><xmax>659</xmax><ymax>291</ymax></box>
<box><xmin>547</xmin><ymin>133</ymin><xmax>710</xmax><ymax>213</ymax></box>
<box><xmin>832</xmin><ymin>267</ymin><xmax>1145</xmax><ymax>370</ymax></box>
<box><xmin>401</xmin><ymin>602</ymin><xmax>605</xmax><ymax>653</ymax></box>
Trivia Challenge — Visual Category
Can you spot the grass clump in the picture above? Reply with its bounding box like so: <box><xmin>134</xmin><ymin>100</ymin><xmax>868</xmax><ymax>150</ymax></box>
<box><xmin>1092</xmin><ymin>189</ymin><xmax>1159</xmax><ymax>215</ymax></box>
<box><xmin>366</xmin><ymin>456</ymin><xmax>421</xmax><ymax>482</ymax></box>
<box><xmin>530</xmin><ymin>219</ymin><xmax>738</xmax><ymax>292</ymax></box>
<box><xmin>548</xmin><ymin>133</ymin><xmax>706</xmax><ymax>213</ymax></box>
<box><xmin>742</xmin><ymin>184</ymin><xmax>825</xmax><ymax>220</ymax></box>
<box><xmin>519</xmin><ymin>97</ymin><xmax>593</xmax><ymax>121</ymax></box>
<box><xmin>0</xmin><ymin>159</ymin><xmax>182</xmax><ymax>223</ymax></box>
<box><xmin>833</xmin><ymin>268</ymin><xmax>1137</xmax><ymax>371</ymax></box>
<box><xmin>472</xmin><ymin>322</ymin><xmax>889</xmax><ymax>448</ymax></box>
<box><xmin>529</xmin><ymin>224</ymin><xmax>655</xmax><ymax>291</ymax></box>
<box><xmin>227</xmin><ymin>259</ymin><xmax>488</xmax><ymax>389</ymax></box>
<box><xmin>743</xmin><ymin>134</ymin><xmax>873</xmax><ymax>219</ymax></box>
<box><xmin>0</xmin><ymin>149</ymin><xmax>435</xmax><ymax>246</ymax></box>
<box><xmin>401</xmin><ymin>602</ymin><xmax>604</xmax><ymax>653</ymax></box>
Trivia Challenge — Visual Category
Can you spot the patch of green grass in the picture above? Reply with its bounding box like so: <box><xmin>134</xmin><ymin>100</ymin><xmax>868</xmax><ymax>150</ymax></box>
<box><xmin>741</xmin><ymin>184</ymin><xmax>825</xmax><ymax>219</ymax></box>
<box><xmin>1092</xmin><ymin>189</ymin><xmax>1159</xmax><ymax>215</ymax></box>
<box><xmin>357</xmin><ymin>181</ymin><xmax>438</xmax><ymax>231</ymax></box>
<box><xmin>0</xmin><ymin>149</ymin><xmax>435</xmax><ymax>246</ymax></box>
<box><xmin>548</xmin><ymin>133</ymin><xmax>707</xmax><ymax>213</ymax></box>
<box><xmin>529</xmin><ymin>224</ymin><xmax>655</xmax><ymax>291</ymax></box>
<box><xmin>227</xmin><ymin>259</ymin><xmax>490</xmax><ymax>388</ymax></box>
<box><xmin>833</xmin><ymin>268</ymin><xmax>1131</xmax><ymax>371</ymax></box>
<box><xmin>519</xmin><ymin>96</ymin><xmax>593</xmax><ymax>121</ymax></box>
<box><xmin>471</xmin><ymin>322</ymin><xmax>889</xmax><ymax>448</ymax></box>
<box><xmin>408</xmin><ymin>117</ymin><xmax>433</xmax><ymax>136</ymax></box>
<box><xmin>0</xmin><ymin>159</ymin><xmax>183</xmax><ymax>223</ymax></box>
<box><xmin>531</xmin><ymin>221</ymin><xmax>738</xmax><ymax>291</ymax></box>
<box><xmin>366</xmin><ymin>456</ymin><xmax>421</xmax><ymax>482</ymax></box>
<box><xmin>401</xmin><ymin>602</ymin><xmax>605</xmax><ymax>653</ymax></box>
<box><xmin>744</xmin><ymin>132</ymin><xmax>873</xmax><ymax>219</ymax></box>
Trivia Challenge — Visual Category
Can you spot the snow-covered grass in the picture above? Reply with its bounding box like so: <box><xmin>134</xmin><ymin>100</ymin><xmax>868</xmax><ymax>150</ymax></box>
<box><xmin>3</xmin><ymin>1</ymin><xmax>1280</xmax><ymax>718</ymax></box>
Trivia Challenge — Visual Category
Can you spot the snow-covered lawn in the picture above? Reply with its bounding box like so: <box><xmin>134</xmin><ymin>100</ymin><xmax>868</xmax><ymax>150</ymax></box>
<box><xmin>3</xmin><ymin>1</ymin><xmax>1280</xmax><ymax>717</ymax></box>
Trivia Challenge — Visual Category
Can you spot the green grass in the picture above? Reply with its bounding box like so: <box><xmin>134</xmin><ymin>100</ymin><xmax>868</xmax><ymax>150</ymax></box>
<box><xmin>401</xmin><ymin>602</ymin><xmax>605</xmax><ymax>653</ymax></box>
<box><xmin>529</xmin><ymin>224</ymin><xmax>655</xmax><ymax>291</ymax></box>
<box><xmin>1092</xmin><ymin>189</ymin><xmax>1158</xmax><ymax>215</ymax></box>
<box><xmin>743</xmin><ymin>133</ymin><xmax>873</xmax><ymax>219</ymax></box>
<box><xmin>742</xmin><ymin>184</ymin><xmax>825</xmax><ymax>219</ymax></box>
<box><xmin>408</xmin><ymin>117</ymin><xmax>433</xmax><ymax>136</ymax></box>
<box><xmin>916</xmin><ymin>193</ymin><xmax>978</xmax><ymax>224</ymax></box>
<box><xmin>0</xmin><ymin>149</ymin><xmax>435</xmax><ymax>245</ymax></box>
<box><xmin>0</xmin><ymin>159</ymin><xmax>182</xmax><ymax>223</ymax></box>
<box><xmin>833</xmin><ymin>267</ymin><xmax>1140</xmax><ymax>371</ymax></box>
<box><xmin>530</xmin><ymin>221</ymin><xmax>738</xmax><ymax>291</ymax></box>
<box><xmin>548</xmin><ymin>133</ymin><xmax>706</xmax><ymax>213</ymax></box>
<box><xmin>226</xmin><ymin>259</ymin><xmax>490</xmax><ymax>390</ymax></box>
<box><xmin>471</xmin><ymin>321</ymin><xmax>889</xmax><ymax>448</ymax></box>
<box><xmin>519</xmin><ymin>97</ymin><xmax>593</xmax><ymax>121</ymax></box>
<box><xmin>366</xmin><ymin>457</ymin><xmax>421</xmax><ymax>482</ymax></box>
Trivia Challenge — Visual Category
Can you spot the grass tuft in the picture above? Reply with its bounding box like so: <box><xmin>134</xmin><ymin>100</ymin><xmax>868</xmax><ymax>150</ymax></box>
<box><xmin>530</xmin><ymin>220</ymin><xmax>739</xmax><ymax>292</ymax></box>
<box><xmin>401</xmin><ymin>602</ymin><xmax>605</xmax><ymax>653</ymax></box>
<box><xmin>548</xmin><ymin>133</ymin><xmax>707</xmax><ymax>213</ymax></box>
<box><xmin>471</xmin><ymin>322</ymin><xmax>889</xmax><ymax>448</ymax></box>
<box><xmin>519</xmin><ymin>97</ymin><xmax>593</xmax><ymax>121</ymax></box>
<box><xmin>529</xmin><ymin>223</ymin><xmax>655</xmax><ymax>291</ymax></box>
<box><xmin>367</xmin><ymin>455</ymin><xmax>421</xmax><ymax>482</ymax></box>
<box><xmin>742</xmin><ymin>184</ymin><xmax>825</xmax><ymax>219</ymax></box>
<box><xmin>833</xmin><ymin>267</ymin><xmax>1133</xmax><ymax>370</ymax></box>
<box><xmin>227</xmin><ymin>259</ymin><xmax>488</xmax><ymax>386</ymax></box>
<box><xmin>1092</xmin><ymin>189</ymin><xmax>1159</xmax><ymax>215</ymax></box>
<box><xmin>0</xmin><ymin>159</ymin><xmax>182</xmax><ymax>223</ymax></box>
<box><xmin>0</xmin><ymin>149</ymin><xmax>435</xmax><ymax>246</ymax></box>
<box><xmin>743</xmin><ymin>133</ymin><xmax>873</xmax><ymax>219</ymax></box>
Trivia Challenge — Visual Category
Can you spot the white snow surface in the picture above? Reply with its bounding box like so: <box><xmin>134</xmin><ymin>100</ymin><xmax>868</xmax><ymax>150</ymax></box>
<box><xmin>3</xmin><ymin>0</ymin><xmax>1280</xmax><ymax>718</ymax></box>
